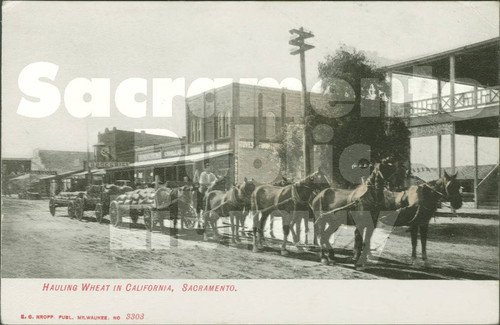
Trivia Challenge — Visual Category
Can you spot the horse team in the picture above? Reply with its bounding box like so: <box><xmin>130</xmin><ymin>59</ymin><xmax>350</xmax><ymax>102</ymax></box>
<box><xmin>183</xmin><ymin>157</ymin><xmax>462</xmax><ymax>270</ymax></box>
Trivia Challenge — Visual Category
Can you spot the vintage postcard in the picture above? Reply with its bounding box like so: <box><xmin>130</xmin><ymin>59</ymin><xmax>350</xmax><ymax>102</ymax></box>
<box><xmin>1</xmin><ymin>1</ymin><xmax>499</xmax><ymax>324</ymax></box>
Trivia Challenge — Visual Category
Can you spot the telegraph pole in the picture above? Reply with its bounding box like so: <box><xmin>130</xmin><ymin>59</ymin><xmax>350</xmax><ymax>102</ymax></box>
<box><xmin>289</xmin><ymin>27</ymin><xmax>314</xmax><ymax>177</ymax></box>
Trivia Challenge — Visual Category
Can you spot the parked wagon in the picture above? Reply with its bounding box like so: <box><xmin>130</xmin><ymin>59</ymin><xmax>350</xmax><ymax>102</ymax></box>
<box><xmin>94</xmin><ymin>184</ymin><xmax>134</xmax><ymax>223</ymax></box>
<box><xmin>49</xmin><ymin>191</ymin><xmax>86</xmax><ymax>218</ymax></box>
<box><xmin>109</xmin><ymin>185</ymin><xmax>204</xmax><ymax>234</ymax></box>
<box><xmin>72</xmin><ymin>185</ymin><xmax>106</xmax><ymax>221</ymax></box>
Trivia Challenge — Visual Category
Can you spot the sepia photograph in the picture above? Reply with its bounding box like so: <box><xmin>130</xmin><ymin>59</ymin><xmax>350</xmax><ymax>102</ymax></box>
<box><xmin>1</xmin><ymin>1</ymin><xmax>499</xmax><ymax>324</ymax></box>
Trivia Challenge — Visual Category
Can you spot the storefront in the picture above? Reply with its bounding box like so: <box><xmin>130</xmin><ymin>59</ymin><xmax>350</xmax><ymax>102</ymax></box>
<box><xmin>104</xmin><ymin>150</ymin><xmax>233</xmax><ymax>187</ymax></box>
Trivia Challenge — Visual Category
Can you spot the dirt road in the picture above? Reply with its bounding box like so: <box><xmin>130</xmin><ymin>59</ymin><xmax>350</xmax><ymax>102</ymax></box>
<box><xmin>1</xmin><ymin>197</ymin><xmax>498</xmax><ymax>279</ymax></box>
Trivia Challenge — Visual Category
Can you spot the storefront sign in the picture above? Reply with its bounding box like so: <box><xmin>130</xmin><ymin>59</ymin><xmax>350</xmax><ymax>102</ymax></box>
<box><xmin>216</xmin><ymin>142</ymin><xmax>230</xmax><ymax>150</ymax></box>
<box><xmin>238</xmin><ymin>141</ymin><xmax>254</xmax><ymax>149</ymax></box>
<box><xmin>163</xmin><ymin>148</ymin><xmax>185</xmax><ymax>158</ymax></box>
<box><xmin>138</xmin><ymin>152</ymin><xmax>162</xmax><ymax>161</ymax></box>
<box><xmin>89</xmin><ymin>162</ymin><xmax>130</xmax><ymax>168</ymax></box>
<box><xmin>190</xmin><ymin>146</ymin><xmax>203</xmax><ymax>154</ymax></box>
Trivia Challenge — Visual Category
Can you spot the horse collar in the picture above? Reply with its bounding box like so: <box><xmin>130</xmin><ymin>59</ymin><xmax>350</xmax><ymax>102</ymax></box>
<box><xmin>292</xmin><ymin>183</ymin><xmax>310</xmax><ymax>205</ymax></box>
<box><xmin>423</xmin><ymin>183</ymin><xmax>446</xmax><ymax>199</ymax></box>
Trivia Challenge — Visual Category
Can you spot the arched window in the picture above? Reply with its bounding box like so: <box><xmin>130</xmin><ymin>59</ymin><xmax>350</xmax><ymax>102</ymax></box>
<box><xmin>217</xmin><ymin>113</ymin><xmax>224</xmax><ymax>138</ymax></box>
<box><xmin>224</xmin><ymin>111</ymin><xmax>231</xmax><ymax>137</ymax></box>
<box><xmin>196</xmin><ymin>119</ymin><xmax>202</xmax><ymax>142</ymax></box>
<box><xmin>265</xmin><ymin>112</ymin><xmax>276</xmax><ymax>138</ymax></box>
<box><xmin>190</xmin><ymin>120</ymin><xmax>196</xmax><ymax>142</ymax></box>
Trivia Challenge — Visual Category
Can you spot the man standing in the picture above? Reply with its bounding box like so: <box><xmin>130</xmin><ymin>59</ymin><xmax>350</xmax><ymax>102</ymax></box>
<box><xmin>199</xmin><ymin>163</ymin><xmax>217</xmax><ymax>195</ymax></box>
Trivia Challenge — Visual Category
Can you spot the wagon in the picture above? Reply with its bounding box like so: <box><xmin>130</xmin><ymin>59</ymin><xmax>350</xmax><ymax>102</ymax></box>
<box><xmin>72</xmin><ymin>185</ymin><xmax>106</xmax><ymax>221</ymax></box>
<box><xmin>49</xmin><ymin>191</ymin><xmax>86</xmax><ymax>218</ymax></box>
<box><xmin>94</xmin><ymin>184</ymin><xmax>134</xmax><ymax>223</ymax></box>
<box><xmin>109</xmin><ymin>186</ymin><xmax>204</xmax><ymax>234</ymax></box>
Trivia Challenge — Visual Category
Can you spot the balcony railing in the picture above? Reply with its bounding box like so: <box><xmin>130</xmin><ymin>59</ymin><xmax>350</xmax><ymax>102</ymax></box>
<box><xmin>391</xmin><ymin>86</ymin><xmax>499</xmax><ymax>118</ymax></box>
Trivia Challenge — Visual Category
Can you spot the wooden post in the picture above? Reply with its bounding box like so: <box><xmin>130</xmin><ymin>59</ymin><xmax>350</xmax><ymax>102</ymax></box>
<box><xmin>155</xmin><ymin>175</ymin><xmax>160</xmax><ymax>190</ymax></box>
<box><xmin>437</xmin><ymin>134</ymin><xmax>442</xmax><ymax>178</ymax></box>
<box><xmin>474</xmin><ymin>135</ymin><xmax>479</xmax><ymax>208</ymax></box>
<box><xmin>387</xmin><ymin>72</ymin><xmax>393</xmax><ymax>116</ymax></box>
<box><xmin>473</xmin><ymin>83</ymin><xmax>478</xmax><ymax>110</ymax></box>
<box><xmin>450</xmin><ymin>55</ymin><xmax>456</xmax><ymax>112</ymax></box>
<box><xmin>451</xmin><ymin>124</ymin><xmax>456</xmax><ymax>175</ymax></box>
<box><xmin>437</xmin><ymin>78</ymin><xmax>442</xmax><ymax>112</ymax></box>
<box><xmin>300</xmin><ymin>50</ymin><xmax>312</xmax><ymax>177</ymax></box>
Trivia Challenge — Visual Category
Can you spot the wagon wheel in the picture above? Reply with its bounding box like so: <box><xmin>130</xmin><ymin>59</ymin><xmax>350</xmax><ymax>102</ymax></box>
<box><xmin>183</xmin><ymin>217</ymin><xmax>196</xmax><ymax>229</ymax></box>
<box><xmin>195</xmin><ymin>219</ymin><xmax>205</xmax><ymax>235</ymax></box>
<box><xmin>109</xmin><ymin>201</ymin><xmax>121</xmax><ymax>227</ymax></box>
<box><xmin>130</xmin><ymin>209</ymin><xmax>139</xmax><ymax>224</ymax></box>
<box><xmin>95</xmin><ymin>203</ymin><xmax>104</xmax><ymax>224</ymax></box>
<box><xmin>143</xmin><ymin>209</ymin><xmax>153</xmax><ymax>232</ymax></box>
<box><xmin>67</xmin><ymin>202</ymin><xmax>75</xmax><ymax>219</ymax></box>
<box><xmin>49</xmin><ymin>198</ymin><xmax>56</xmax><ymax>216</ymax></box>
<box><xmin>74</xmin><ymin>198</ymin><xmax>84</xmax><ymax>221</ymax></box>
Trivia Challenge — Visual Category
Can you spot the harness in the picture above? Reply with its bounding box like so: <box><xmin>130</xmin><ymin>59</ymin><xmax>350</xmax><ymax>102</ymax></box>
<box><xmin>226</xmin><ymin>186</ymin><xmax>247</xmax><ymax>208</ymax></box>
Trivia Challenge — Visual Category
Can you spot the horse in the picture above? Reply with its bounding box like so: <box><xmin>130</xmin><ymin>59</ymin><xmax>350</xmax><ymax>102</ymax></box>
<box><xmin>268</xmin><ymin>177</ymin><xmax>294</xmax><ymax>239</ymax></box>
<box><xmin>312</xmin><ymin>158</ymin><xmax>398</xmax><ymax>268</ymax></box>
<box><xmin>251</xmin><ymin>170</ymin><xmax>330</xmax><ymax>256</ymax></box>
<box><xmin>313</xmin><ymin>171</ymin><xmax>462</xmax><ymax>269</ymax></box>
<box><xmin>202</xmin><ymin>178</ymin><xmax>257</xmax><ymax>243</ymax></box>
<box><xmin>379</xmin><ymin>171</ymin><xmax>462</xmax><ymax>267</ymax></box>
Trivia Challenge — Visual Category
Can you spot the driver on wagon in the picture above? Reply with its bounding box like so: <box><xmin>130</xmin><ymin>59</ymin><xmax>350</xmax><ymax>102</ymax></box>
<box><xmin>199</xmin><ymin>163</ymin><xmax>217</xmax><ymax>195</ymax></box>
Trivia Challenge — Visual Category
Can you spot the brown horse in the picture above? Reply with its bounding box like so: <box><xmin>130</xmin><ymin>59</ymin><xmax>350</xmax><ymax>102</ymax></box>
<box><xmin>251</xmin><ymin>170</ymin><xmax>330</xmax><ymax>256</ymax></box>
<box><xmin>202</xmin><ymin>178</ymin><xmax>257</xmax><ymax>243</ymax></box>
<box><xmin>313</xmin><ymin>171</ymin><xmax>462</xmax><ymax>269</ymax></box>
<box><xmin>379</xmin><ymin>171</ymin><xmax>462</xmax><ymax>267</ymax></box>
<box><xmin>312</xmin><ymin>158</ymin><xmax>398</xmax><ymax>268</ymax></box>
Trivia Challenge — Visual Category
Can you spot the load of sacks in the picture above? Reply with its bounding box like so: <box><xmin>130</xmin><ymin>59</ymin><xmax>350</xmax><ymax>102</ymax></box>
<box><xmin>104</xmin><ymin>184</ymin><xmax>133</xmax><ymax>195</ymax></box>
<box><xmin>113</xmin><ymin>187</ymin><xmax>165</xmax><ymax>206</ymax></box>
<box><xmin>56</xmin><ymin>192</ymin><xmax>86</xmax><ymax>200</ymax></box>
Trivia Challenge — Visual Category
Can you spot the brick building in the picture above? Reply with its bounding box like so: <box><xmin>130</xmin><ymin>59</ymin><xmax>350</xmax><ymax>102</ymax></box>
<box><xmin>96</xmin><ymin>127</ymin><xmax>179</xmax><ymax>163</ymax></box>
<box><xmin>109</xmin><ymin>82</ymin><xmax>328</xmax><ymax>186</ymax></box>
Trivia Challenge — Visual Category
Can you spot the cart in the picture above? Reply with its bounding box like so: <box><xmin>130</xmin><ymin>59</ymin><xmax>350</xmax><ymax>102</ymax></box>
<box><xmin>49</xmin><ymin>191</ymin><xmax>86</xmax><ymax>218</ymax></box>
<box><xmin>94</xmin><ymin>184</ymin><xmax>134</xmax><ymax>223</ymax></box>
<box><xmin>109</xmin><ymin>186</ymin><xmax>204</xmax><ymax>234</ymax></box>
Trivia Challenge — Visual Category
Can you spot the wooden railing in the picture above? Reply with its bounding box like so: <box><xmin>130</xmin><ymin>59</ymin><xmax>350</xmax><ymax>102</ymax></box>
<box><xmin>390</xmin><ymin>86</ymin><xmax>499</xmax><ymax>118</ymax></box>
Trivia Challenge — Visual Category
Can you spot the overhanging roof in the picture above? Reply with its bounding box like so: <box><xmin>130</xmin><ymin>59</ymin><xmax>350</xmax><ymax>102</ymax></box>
<box><xmin>131</xmin><ymin>150</ymin><xmax>232</xmax><ymax>168</ymax></box>
<box><xmin>383</xmin><ymin>37</ymin><xmax>499</xmax><ymax>86</ymax></box>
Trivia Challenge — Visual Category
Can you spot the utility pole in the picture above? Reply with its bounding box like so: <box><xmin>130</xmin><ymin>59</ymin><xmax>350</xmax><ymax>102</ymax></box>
<box><xmin>289</xmin><ymin>27</ymin><xmax>314</xmax><ymax>177</ymax></box>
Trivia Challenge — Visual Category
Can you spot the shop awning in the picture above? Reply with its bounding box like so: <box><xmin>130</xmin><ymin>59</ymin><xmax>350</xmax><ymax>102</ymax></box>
<box><xmin>70</xmin><ymin>169</ymin><xmax>106</xmax><ymax>178</ymax></box>
<box><xmin>131</xmin><ymin>150</ymin><xmax>232</xmax><ymax>168</ymax></box>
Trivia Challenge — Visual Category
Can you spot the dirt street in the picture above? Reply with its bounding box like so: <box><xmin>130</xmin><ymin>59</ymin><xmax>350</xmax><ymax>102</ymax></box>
<box><xmin>1</xmin><ymin>197</ymin><xmax>498</xmax><ymax>280</ymax></box>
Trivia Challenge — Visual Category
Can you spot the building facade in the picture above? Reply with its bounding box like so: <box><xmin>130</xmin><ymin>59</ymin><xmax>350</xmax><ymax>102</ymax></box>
<box><xmin>107</xmin><ymin>82</ymin><xmax>328</xmax><ymax>187</ymax></box>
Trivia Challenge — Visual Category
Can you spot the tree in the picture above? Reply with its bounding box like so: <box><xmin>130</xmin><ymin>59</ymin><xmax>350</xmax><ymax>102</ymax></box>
<box><xmin>276</xmin><ymin>124</ymin><xmax>305</xmax><ymax>179</ymax></box>
<box><xmin>310</xmin><ymin>45</ymin><xmax>410</xmax><ymax>187</ymax></box>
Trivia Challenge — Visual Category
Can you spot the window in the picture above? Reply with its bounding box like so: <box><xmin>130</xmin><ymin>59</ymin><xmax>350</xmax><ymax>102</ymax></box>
<box><xmin>190</xmin><ymin>120</ymin><xmax>196</xmax><ymax>142</ymax></box>
<box><xmin>224</xmin><ymin>111</ymin><xmax>231</xmax><ymax>137</ymax></box>
<box><xmin>215</xmin><ymin>111</ymin><xmax>231</xmax><ymax>138</ymax></box>
<box><xmin>218</xmin><ymin>113</ymin><xmax>224</xmax><ymax>138</ymax></box>
<box><xmin>196</xmin><ymin>119</ymin><xmax>202</xmax><ymax>142</ymax></box>
<box><xmin>265</xmin><ymin>112</ymin><xmax>276</xmax><ymax>138</ymax></box>
<box><xmin>257</xmin><ymin>93</ymin><xmax>263</xmax><ymax>140</ymax></box>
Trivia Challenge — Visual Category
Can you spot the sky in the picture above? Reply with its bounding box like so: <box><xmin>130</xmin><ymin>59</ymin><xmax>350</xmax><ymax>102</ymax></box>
<box><xmin>2</xmin><ymin>1</ymin><xmax>499</xmax><ymax>167</ymax></box>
